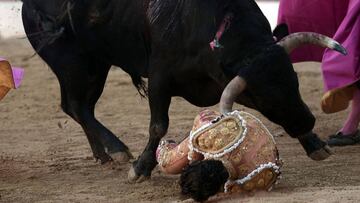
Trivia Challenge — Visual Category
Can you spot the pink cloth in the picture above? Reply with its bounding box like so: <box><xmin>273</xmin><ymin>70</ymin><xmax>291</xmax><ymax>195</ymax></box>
<box><xmin>11</xmin><ymin>67</ymin><xmax>24</xmax><ymax>89</ymax></box>
<box><xmin>278</xmin><ymin>0</ymin><xmax>348</xmax><ymax>62</ymax></box>
<box><xmin>322</xmin><ymin>1</ymin><xmax>360</xmax><ymax>91</ymax></box>
<box><xmin>278</xmin><ymin>0</ymin><xmax>360</xmax><ymax>92</ymax></box>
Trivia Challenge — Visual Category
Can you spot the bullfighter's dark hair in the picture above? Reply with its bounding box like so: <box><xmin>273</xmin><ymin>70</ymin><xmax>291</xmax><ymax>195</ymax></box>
<box><xmin>180</xmin><ymin>160</ymin><xmax>229</xmax><ymax>202</ymax></box>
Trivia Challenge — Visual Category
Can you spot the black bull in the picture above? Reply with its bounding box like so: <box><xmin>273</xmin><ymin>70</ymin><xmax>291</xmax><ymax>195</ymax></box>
<box><xmin>22</xmin><ymin>0</ymin><xmax>343</xmax><ymax>182</ymax></box>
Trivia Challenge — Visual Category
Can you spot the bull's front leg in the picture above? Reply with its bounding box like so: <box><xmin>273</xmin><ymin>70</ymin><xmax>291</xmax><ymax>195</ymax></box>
<box><xmin>128</xmin><ymin>77</ymin><xmax>171</xmax><ymax>183</ymax></box>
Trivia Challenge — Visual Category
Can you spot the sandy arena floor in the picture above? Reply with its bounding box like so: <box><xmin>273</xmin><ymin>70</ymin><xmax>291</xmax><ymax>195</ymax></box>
<box><xmin>1</xmin><ymin>38</ymin><xmax>360</xmax><ymax>203</ymax></box>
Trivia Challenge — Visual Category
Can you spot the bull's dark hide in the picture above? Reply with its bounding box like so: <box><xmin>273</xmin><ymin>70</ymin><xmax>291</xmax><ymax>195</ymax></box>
<box><xmin>23</xmin><ymin>0</ymin><xmax>150</xmax><ymax>95</ymax></box>
<box><xmin>22</xmin><ymin>0</ymin><xmax>328</xmax><ymax>182</ymax></box>
<box><xmin>148</xmin><ymin>0</ymin><xmax>314</xmax><ymax>136</ymax></box>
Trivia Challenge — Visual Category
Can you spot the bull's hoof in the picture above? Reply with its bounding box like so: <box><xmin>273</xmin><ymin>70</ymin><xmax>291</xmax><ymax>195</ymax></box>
<box><xmin>94</xmin><ymin>153</ymin><xmax>112</xmax><ymax>164</ymax></box>
<box><xmin>110</xmin><ymin>149</ymin><xmax>134</xmax><ymax>164</ymax></box>
<box><xmin>127</xmin><ymin>166</ymin><xmax>150</xmax><ymax>183</ymax></box>
<box><xmin>298</xmin><ymin>132</ymin><xmax>333</xmax><ymax>161</ymax></box>
<box><xmin>308</xmin><ymin>145</ymin><xmax>333</xmax><ymax>161</ymax></box>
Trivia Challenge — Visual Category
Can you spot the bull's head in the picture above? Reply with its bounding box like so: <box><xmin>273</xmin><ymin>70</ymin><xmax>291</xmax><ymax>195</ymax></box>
<box><xmin>220</xmin><ymin>32</ymin><xmax>347</xmax><ymax>160</ymax></box>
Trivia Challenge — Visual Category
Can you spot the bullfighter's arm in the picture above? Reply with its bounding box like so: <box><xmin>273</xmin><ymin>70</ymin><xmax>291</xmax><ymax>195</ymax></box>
<box><xmin>156</xmin><ymin>137</ymin><xmax>203</xmax><ymax>174</ymax></box>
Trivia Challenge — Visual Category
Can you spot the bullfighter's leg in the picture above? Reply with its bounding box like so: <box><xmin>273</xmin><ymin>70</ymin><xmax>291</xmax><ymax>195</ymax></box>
<box><xmin>327</xmin><ymin>89</ymin><xmax>360</xmax><ymax>146</ymax></box>
<box><xmin>128</xmin><ymin>76</ymin><xmax>171</xmax><ymax>182</ymax></box>
<box><xmin>340</xmin><ymin>89</ymin><xmax>360</xmax><ymax>135</ymax></box>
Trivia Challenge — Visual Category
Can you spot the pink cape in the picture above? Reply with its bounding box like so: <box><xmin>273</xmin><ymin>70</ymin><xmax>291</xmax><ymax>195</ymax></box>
<box><xmin>278</xmin><ymin>0</ymin><xmax>360</xmax><ymax>92</ymax></box>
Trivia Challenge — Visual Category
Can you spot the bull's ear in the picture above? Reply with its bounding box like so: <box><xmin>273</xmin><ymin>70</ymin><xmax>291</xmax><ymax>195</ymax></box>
<box><xmin>273</xmin><ymin>23</ymin><xmax>289</xmax><ymax>42</ymax></box>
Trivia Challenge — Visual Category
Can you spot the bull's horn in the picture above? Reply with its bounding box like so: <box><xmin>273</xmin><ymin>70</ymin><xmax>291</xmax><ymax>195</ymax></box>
<box><xmin>277</xmin><ymin>32</ymin><xmax>347</xmax><ymax>55</ymax></box>
<box><xmin>220</xmin><ymin>76</ymin><xmax>247</xmax><ymax>114</ymax></box>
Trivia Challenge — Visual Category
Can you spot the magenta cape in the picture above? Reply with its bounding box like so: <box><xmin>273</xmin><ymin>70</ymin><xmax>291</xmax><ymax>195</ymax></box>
<box><xmin>278</xmin><ymin>0</ymin><xmax>360</xmax><ymax>92</ymax></box>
